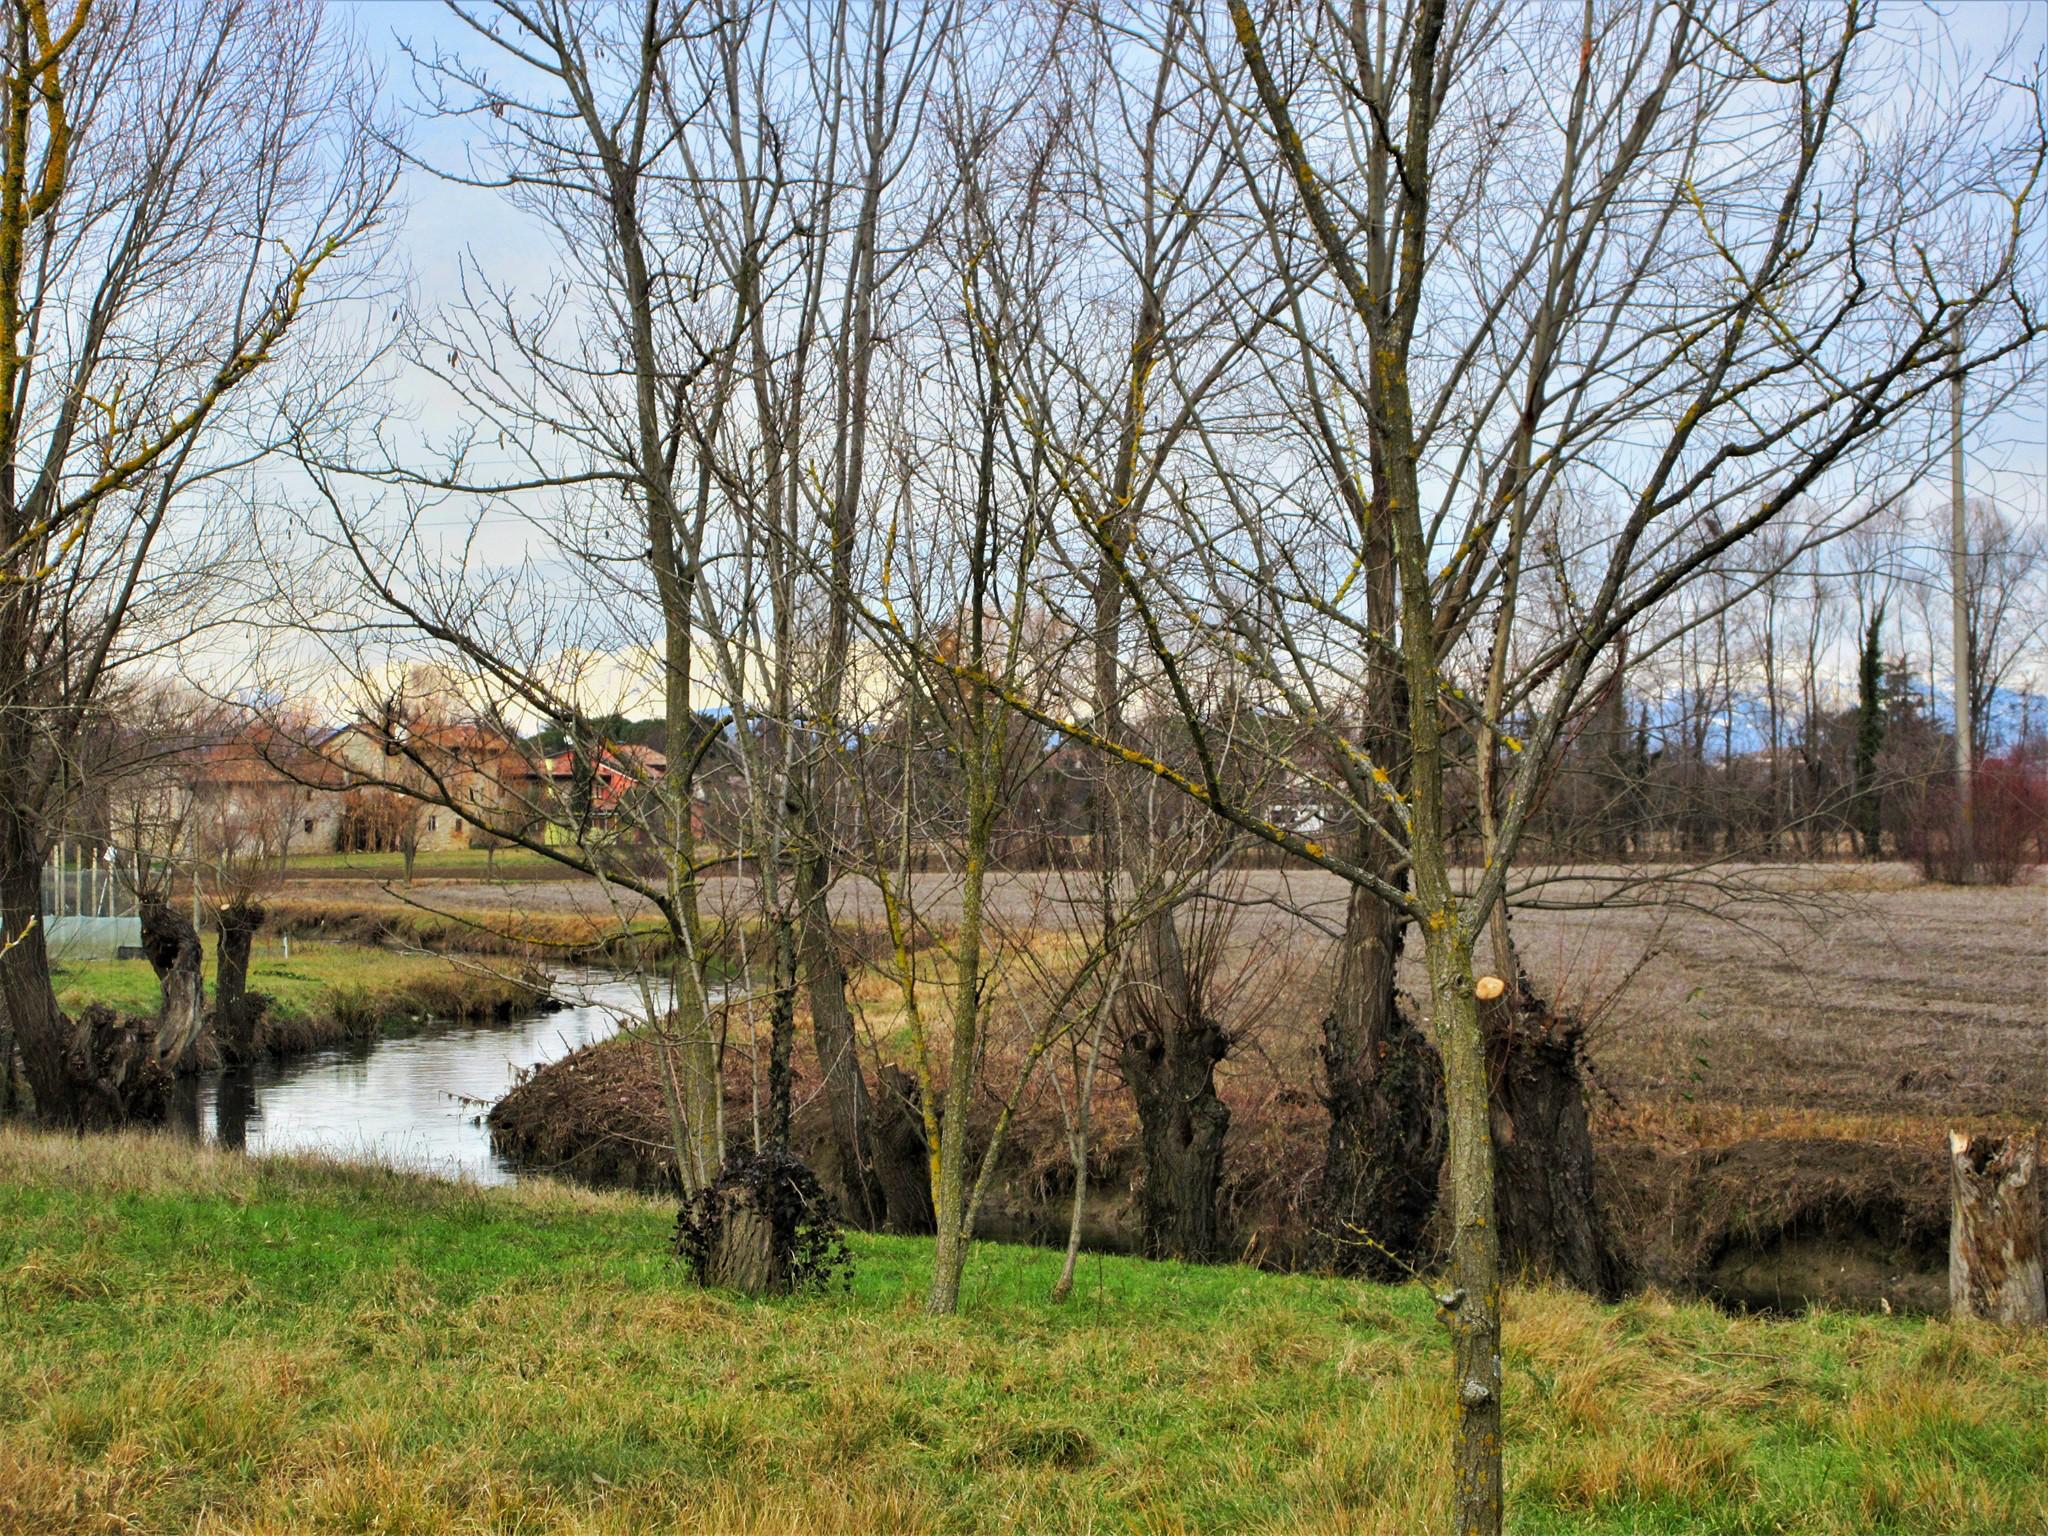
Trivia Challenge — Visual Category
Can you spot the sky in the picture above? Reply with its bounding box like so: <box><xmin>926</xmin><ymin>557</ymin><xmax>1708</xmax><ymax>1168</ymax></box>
<box><xmin>342</xmin><ymin>0</ymin><xmax>2045</xmax><ymax>517</ymax></box>
<box><xmin>318</xmin><ymin>0</ymin><xmax>2048</xmax><ymax>725</ymax></box>
<box><xmin>350</xmin><ymin>11</ymin><xmax>2046</xmax><ymax>380</ymax></box>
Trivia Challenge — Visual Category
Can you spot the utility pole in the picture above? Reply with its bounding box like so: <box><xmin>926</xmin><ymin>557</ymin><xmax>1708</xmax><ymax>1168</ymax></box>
<box><xmin>1949</xmin><ymin>310</ymin><xmax>1974</xmax><ymax>879</ymax></box>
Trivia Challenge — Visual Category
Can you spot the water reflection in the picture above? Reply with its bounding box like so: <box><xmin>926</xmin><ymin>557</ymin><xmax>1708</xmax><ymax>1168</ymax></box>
<box><xmin>190</xmin><ymin>973</ymin><xmax>650</xmax><ymax>1183</ymax></box>
<box><xmin>213</xmin><ymin>1071</ymin><xmax>256</xmax><ymax>1149</ymax></box>
<box><xmin>165</xmin><ymin>1075</ymin><xmax>203</xmax><ymax>1142</ymax></box>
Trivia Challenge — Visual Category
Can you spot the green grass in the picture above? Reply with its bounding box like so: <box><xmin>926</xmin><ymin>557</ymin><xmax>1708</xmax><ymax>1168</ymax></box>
<box><xmin>1</xmin><ymin>1132</ymin><xmax>2040</xmax><ymax>1535</ymax></box>
<box><xmin>57</xmin><ymin>935</ymin><xmax>388</xmax><ymax>1023</ymax></box>
<box><xmin>283</xmin><ymin>846</ymin><xmax>567</xmax><ymax>879</ymax></box>
<box><xmin>51</xmin><ymin>936</ymin><xmax>535</xmax><ymax>1038</ymax></box>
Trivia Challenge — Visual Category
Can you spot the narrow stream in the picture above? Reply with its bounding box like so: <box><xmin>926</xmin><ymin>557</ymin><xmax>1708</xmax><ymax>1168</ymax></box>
<box><xmin>185</xmin><ymin>973</ymin><xmax>651</xmax><ymax>1184</ymax></box>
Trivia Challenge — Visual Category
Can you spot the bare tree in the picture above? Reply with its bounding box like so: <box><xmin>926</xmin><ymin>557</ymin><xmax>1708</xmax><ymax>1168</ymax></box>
<box><xmin>669</xmin><ymin>0</ymin><xmax>950</xmax><ymax>1228</ymax></box>
<box><xmin>278</xmin><ymin>3</ymin><xmax>967</xmax><ymax>1255</ymax></box>
<box><xmin>916</xmin><ymin>5</ymin><xmax>2046</xmax><ymax>1529</ymax></box>
<box><xmin>861</xmin><ymin>122</ymin><xmax>1059</xmax><ymax>1310</ymax></box>
<box><xmin>0</xmin><ymin>0</ymin><xmax>391</xmax><ymax>1124</ymax></box>
<box><xmin>286</xmin><ymin>0</ymin><xmax>749</xmax><ymax>1196</ymax></box>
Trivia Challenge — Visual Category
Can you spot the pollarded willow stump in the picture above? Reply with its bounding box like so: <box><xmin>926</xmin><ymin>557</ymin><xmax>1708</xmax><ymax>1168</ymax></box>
<box><xmin>215</xmin><ymin>900</ymin><xmax>268</xmax><ymax>1061</ymax></box>
<box><xmin>705</xmin><ymin>1181</ymin><xmax>786</xmax><ymax>1295</ymax></box>
<box><xmin>1948</xmin><ymin>1130</ymin><xmax>2046</xmax><ymax>1326</ymax></box>
<box><xmin>673</xmin><ymin>1150</ymin><xmax>851</xmax><ymax>1297</ymax></box>
<box><xmin>1478</xmin><ymin>976</ymin><xmax>1628</xmax><ymax>1300</ymax></box>
<box><xmin>140</xmin><ymin>900</ymin><xmax>211</xmax><ymax>1072</ymax></box>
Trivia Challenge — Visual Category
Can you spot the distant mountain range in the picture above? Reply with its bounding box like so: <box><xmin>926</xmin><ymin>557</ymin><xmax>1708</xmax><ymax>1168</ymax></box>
<box><xmin>1615</xmin><ymin>680</ymin><xmax>2042</xmax><ymax>759</ymax></box>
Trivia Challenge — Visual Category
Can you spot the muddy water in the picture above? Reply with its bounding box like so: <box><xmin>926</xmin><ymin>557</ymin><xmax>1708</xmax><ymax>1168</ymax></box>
<box><xmin>184</xmin><ymin>973</ymin><xmax>653</xmax><ymax>1184</ymax></box>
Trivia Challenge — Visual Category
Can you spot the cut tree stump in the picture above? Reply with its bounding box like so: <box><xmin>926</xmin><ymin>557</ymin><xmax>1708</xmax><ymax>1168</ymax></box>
<box><xmin>706</xmin><ymin>1181</ymin><xmax>785</xmax><ymax>1295</ymax></box>
<box><xmin>64</xmin><ymin>1004</ymin><xmax>169</xmax><ymax>1128</ymax></box>
<box><xmin>1948</xmin><ymin>1130</ymin><xmax>2046</xmax><ymax>1326</ymax></box>
<box><xmin>873</xmin><ymin>1063</ymin><xmax>935</xmax><ymax>1235</ymax></box>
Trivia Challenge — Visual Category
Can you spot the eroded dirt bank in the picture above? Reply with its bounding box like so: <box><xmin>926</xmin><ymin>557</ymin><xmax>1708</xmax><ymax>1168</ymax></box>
<box><xmin>464</xmin><ymin>863</ymin><xmax>2040</xmax><ymax>1309</ymax></box>
<box><xmin>490</xmin><ymin>1029</ymin><xmax>2008</xmax><ymax>1311</ymax></box>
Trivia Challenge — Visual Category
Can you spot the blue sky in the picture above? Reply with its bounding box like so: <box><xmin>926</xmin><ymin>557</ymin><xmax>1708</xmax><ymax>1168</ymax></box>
<box><xmin>343</xmin><ymin>0</ymin><xmax>2044</xmax><ymax>508</ymax></box>
<box><xmin>322</xmin><ymin>0</ymin><xmax>2044</xmax><ymax>727</ymax></box>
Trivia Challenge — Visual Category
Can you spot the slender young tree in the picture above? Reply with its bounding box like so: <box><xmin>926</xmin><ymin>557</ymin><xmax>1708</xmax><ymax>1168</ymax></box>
<box><xmin>1854</xmin><ymin>605</ymin><xmax>1887</xmax><ymax>857</ymax></box>
<box><xmin>928</xmin><ymin>5</ymin><xmax>2045</xmax><ymax>1529</ymax></box>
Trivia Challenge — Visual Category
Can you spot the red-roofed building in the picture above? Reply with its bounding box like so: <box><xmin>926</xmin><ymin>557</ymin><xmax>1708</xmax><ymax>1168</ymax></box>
<box><xmin>540</xmin><ymin>743</ymin><xmax>673</xmax><ymax>842</ymax></box>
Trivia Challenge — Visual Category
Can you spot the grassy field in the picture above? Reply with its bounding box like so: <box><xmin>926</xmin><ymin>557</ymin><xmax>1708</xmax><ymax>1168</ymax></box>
<box><xmin>51</xmin><ymin>935</ymin><xmax>540</xmax><ymax>1045</ymax></box>
<box><xmin>282</xmin><ymin>847</ymin><xmax>569</xmax><ymax>880</ymax></box>
<box><xmin>2</xmin><ymin>1132</ymin><xmax>2042</xmax><ymax>1535</ymax></box>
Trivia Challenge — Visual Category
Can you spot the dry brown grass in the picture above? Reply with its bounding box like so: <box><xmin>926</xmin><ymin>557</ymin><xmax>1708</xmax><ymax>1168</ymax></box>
<box><xmin>314</xmin><ymin>860</ymin><xmax>2042</xmax><ymax>1128</ymax></box>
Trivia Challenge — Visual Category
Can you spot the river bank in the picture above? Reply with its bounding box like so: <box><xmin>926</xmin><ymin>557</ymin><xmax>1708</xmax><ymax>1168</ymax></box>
<box><xmin>264</xmin><ymin>892</ymin><xmax>683</xmax><ymax>970</ymax></box>
<box><xmin>52</xmin><ymin>934</ymin><xmax>544</xmax><ymax>1059</ymax></box>
<box><xmin>4</xmin><ymin>1128</ymin><xmax>2041</xmax><ymax>1536</ymax></box>
<box><xmin>483</xmin><ymin>866</ymin><xmax>2044</xmax><ymax>1314</ymax></box>
<box><xmin>92</xmin><ymin>868</ymin><xmax>2033</xmax><ymax>1314</ymax></box>
<box><xmin>487</xmin><ymin>1031</ymin><xmax>1991</xmax><ymax>1315</ymax></box>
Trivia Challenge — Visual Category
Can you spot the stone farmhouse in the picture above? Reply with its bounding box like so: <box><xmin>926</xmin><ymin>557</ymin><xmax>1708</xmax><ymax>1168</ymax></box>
<box><xmin>173</xmin><ymin>722</ymin><xmax>676</xmax><ymax>857</ymax></box>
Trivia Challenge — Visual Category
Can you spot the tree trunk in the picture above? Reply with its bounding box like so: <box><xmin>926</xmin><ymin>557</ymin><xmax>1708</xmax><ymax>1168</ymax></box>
<box><xmin>1319</xmin><ymin>871</ymin><xmax>1445</xmax><ymax>1276</ymax></box>
<box><xmin>141</xmin><ymin>899</ymin><xmax>212</xmax><ymax>1073</ymax></box>
<box><xmin>1949</xmin><ymin>1131</ymin><xmax>2045</xmax><ymax>1326</ymax></box>
<box><xmin>2</xmin><ymin>811</ymin><xmax>169</xmax><ymax>1128</ymax></box>
<box><xmin>0</xmin><ymin>829</ymin><xmax>17</xmax><ymax>1115</ymax></box>
<box><xmin>1422</xmin><ymin>926</ymin><xmax>1503</xmax><ymax>1536</ymax></box>
<box><xmin>1052</xmin><ymin>990</ymin><xmax>1116</xmax><ymax>1304</ymax></box>
<box><xmin>664</xmin><ymin>952</ymin><xmax>722</xmax><ymax>1196</ymax></box>
<box><xmin>706</xmin><ymin>1179</ymin><xmax>788</xmax><ymax>1294</ymax></box>
<box><xmin>765</xmin><ymin>907</ymin><xmax>798</xmax><ymax>1152</ymax></box>
<box><xmin>1051</xmin><ymin>1141</ymin><xmax>1091</xmax><ymax>1302</ymax></box>
<box><xmin>872</xmin><ymin>1062</ymin><xmax>935</xmax><ymax>1234</ymax></box>
<box><xmin>926</xmin><ymin>766</ymin><xmax>994</xmax><ymax>1316</ymax></box>
<box><xmin>797</xmin><ymin>837</ymin><xmax>890</xmax><ymax>1226</ymax></box>
<box><xmin>1120</xmin><ymin>906</ymin><xmax>1229</xmax><ymax>1263</ymax></box>
<box><xmin>1483</xmin><ymin>983</ymin><xmax>1626</xmax><ymax>1298</ymax></box>
<box><xmin>0</xmin><ymin>836</ymin><xmax>78</xmax><ymax>1124</ymax></box>
<box><xmin>214</xmin><ymin>900</ymin><xmax>266</xmax><ymax>1061</ymax></box>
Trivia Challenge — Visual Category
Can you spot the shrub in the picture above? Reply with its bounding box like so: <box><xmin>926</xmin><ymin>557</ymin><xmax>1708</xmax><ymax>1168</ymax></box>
<box><xmin>1908</xmin><ymin>757</ymin><xmax>2047</xmax><ymax>885</ymax></box>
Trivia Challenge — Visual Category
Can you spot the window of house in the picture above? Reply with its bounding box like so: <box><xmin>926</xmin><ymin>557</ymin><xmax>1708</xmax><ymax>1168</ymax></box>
<box><xmin>303</xmin><ymin>818</ymin><xmax>314</xmax><ymax>834</ymax></box>
<box><xmin>427</xmin><ymin>815</ymin><xmax>438</xmax><ymax>831</ymax></box>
